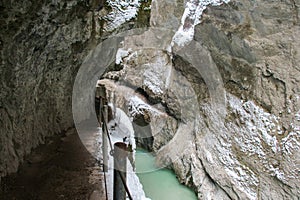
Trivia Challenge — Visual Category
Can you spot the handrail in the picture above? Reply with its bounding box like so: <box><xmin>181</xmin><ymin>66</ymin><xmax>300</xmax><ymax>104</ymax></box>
<box><xmin>100</xmin><ymin>107</ymin><xmax>133</xmax><ymax>200</ymax></box>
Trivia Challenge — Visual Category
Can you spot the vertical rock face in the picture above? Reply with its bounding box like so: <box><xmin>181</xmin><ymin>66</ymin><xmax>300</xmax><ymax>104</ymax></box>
<box><xmin>195</xmin><ymin>0</ymin><xmax>300</xmax><ymax>120</ymax></box>
<box><xmin>193</xmin><ymin>1</ymin><xmax>300</xmax><ymax>199</ymax></box>
<box><xmin>0</xmin><ymin>0</ymin><xmax>93</xmax><ymax>179</ymax></box>
<box><xmin>101</xmin><ymin>0</ymin><xmax>300</xmax><ymax>199</ymax></box>
<box><xmin>1</xmin><ymin>0</ymin><xmax>299</xmax><ymax>199</ymax></box>
<box><xmin>0</xmin><ymin>0</ymin><xmax>146</xmax><ymax>181</ymax></box>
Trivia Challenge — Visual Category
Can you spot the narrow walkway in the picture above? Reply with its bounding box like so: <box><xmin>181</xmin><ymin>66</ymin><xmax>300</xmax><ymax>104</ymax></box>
<box><xmin>0</xmin><ymin>128</ymin><xmax>105</xmax><ymax>200</ymax></box>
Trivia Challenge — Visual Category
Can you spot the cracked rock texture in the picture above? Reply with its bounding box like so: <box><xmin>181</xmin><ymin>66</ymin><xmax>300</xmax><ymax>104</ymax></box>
<box><xmin>102</xmin><ymin>0</ymin><xmax>300</xmax><ymax>199</ymax></box>
<box><xmin>0</xmin><ymin>0</ymin><xmax>147</xmax><ymax>181</ymax></box>
<box><xmin>192</xmin><ymin>1</ymin><xmax>300</xmax><ymax>198</ymax></box>
<box><xmin>1</xmin><ymin>0</ymin><xmax>300</xmax><ymax>199</ymax></box>
<box><xmin>0</xmin><ymin>0</ymin><xmax>94</xmax><ymax>180</ymax></box>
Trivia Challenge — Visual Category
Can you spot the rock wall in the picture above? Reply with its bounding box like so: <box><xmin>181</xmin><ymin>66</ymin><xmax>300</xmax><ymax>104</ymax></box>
<box><xmin>195</xmin><ymin>0</ymin><xmax>300</xmax><ymax>123</ymax></box>
<box><xmin>1</xmin><ymin>0</ymin><xmax>299</xmax><ymax>199</ymax></box>
<box><xmin>100</xmin><ymin>0</ymin><xmax>300</xmax><ymax>199</ymax></box>
<box><xmin>0</xmin><ymin>0</ymin><xmax>93</xmax><ymax>180</ymax></box>
<box><xmin>191</xmin><ymin>1</ymin><xmax>300</xmax><ymax>198</ymax></box>
<box><xmin>0</xmin><ymin>0</ymin><xmax>148</xmax><ymax>181</ymax></box>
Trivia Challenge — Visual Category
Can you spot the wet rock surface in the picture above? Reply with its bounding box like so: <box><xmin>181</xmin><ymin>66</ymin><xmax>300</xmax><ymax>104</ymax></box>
<box><xmin>0</xmin><ymin>128</ymin><xmax>104</xmax><ymax>200</ymax></box>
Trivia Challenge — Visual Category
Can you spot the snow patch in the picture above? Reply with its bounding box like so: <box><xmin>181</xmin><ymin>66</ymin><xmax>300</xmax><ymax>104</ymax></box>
<box><xmin>268</xmin><ymin>164</ymin><xmax>285</xmax><ymax>182</ymax></box>
<box><xmin>127</xmin><ymin>162</ymin><xmax>151</xmax><ymax>200</ymax></box>
<box><xmin>228</xmin><ymin>95</ymin><xmax>281</xmax><ymax>155</ymax></box>
<box><xmin>143</xmin><ymin>73</ymin><xmax>164</xmax><ymax>95</ymax></box>
<box><xmin>96</xmin><ymin>108</ymin><xmax>151</xmax><ymax>200</ymax></box>
<box><xmin>172</xmin><ymin>0</ymin><xmax>230</xmax><ymax>47</ymax></box>
<box><xmin>281</xmin><ymin>111</ymin><xmax>300</xmax><ymax>155</ymax></box>
<box><xmin>296</xmin><ymin>111</ymin><xmax>300</xmax><ymax>121</ymax></box>
<box><xmin>281</xmin><ymin>131</ymin><xmax>300</xmax><ymax>155</ymax></box>
<box><xmin>116</xmin><ymin>48</ymin><xmax>131</xmax><ymax>64</ymax></box>
<box><xmin>128</xmin><ymin>95</ymin><xmax>163</xmax><ymax>118</ymax></box>
<box><xmin>215</xmin><ymin>142</ymin><xmax>258</xmax><ymax>200</ymax></box>
<box><xmin>225</xmin><ymin>167</ymin><xmax>258</xmax><ymax>200</ymax></box>
<box><xmin>102</xmin><ymin>0</ymin><xmax>140</xmax><ymax>32</ymax></box>
<box><xmin>213</xmin><ymin>94</ymin><xmax>297</xmax><ymax>198</ymax></box>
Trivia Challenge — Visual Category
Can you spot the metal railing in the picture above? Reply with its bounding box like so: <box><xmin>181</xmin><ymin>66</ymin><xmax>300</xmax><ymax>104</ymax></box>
<box><xmin>100</xmin><ymin>102</ymin><xmax>133</xmax><ymax>200</ymax></box>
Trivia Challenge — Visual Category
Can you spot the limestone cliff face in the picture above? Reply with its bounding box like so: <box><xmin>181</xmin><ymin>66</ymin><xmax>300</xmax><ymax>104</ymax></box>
<box><xmin>196</xmin><ymin>0</ymin><xmax>300</xmax><ymax>124</ymax></box>
<box><xmin>0</xmin><ymin>0</ymin><xmax>93</xmax><ymax>179</ymax></box>
<box><xmin>190</xmin><ymin>2</ymin><xmax>300</xmax><ymax>199</ymax></box>
<box><xmin>0</xmin><ymin>0</ymin><xmax>146</xmax><ymax>180</ymax></box>
<box><xmin>101</xmin><ymin>0</ymin><xmax>300</xmax><ymax>199</ymax></box>
<box><xmin>1</xmin><ymin>0</ymin><xmax>299</xmax><ymax>199</ymax></box>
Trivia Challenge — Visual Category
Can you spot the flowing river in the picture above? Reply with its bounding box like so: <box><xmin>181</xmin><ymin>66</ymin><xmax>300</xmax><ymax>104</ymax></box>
<box><xmin>135</xmin><ymin>149</ymin><xmax>197</xmax><ymax>200</ymax></box>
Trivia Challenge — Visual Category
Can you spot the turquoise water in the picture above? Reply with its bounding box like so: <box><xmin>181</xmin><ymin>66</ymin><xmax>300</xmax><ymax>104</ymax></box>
<box><xmin>135</xmin><ymin>149</ymin><xmax>197</xmax><ymax>200</ymax></box>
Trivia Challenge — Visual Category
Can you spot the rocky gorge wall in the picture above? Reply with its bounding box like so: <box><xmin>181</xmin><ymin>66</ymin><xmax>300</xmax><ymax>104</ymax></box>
<box><xmin>0</xmin><ymin>0</ymin><xmax>149</xmax><ymax>181</ymax></box>
<box><xmin>1</xmin><ymin>0</ymin><xmax>299</xmax><ymax>199</ymax></box>
<box><xmin>0</xmin><ymin>0</ymin><xmax>93</xmax><ymax>180</ymax></box>
<box><xmin>191</xmin><ymin>1</ymin><xmax>300</xmax><ymax>199</ymax></box>
<box><xmin>100</xmin><ymin>0</ymin><xmax>300</xmax><ymax>199</ymax></box>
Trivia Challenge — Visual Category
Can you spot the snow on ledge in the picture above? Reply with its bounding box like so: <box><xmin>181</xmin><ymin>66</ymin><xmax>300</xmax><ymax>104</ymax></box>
<box><xmin>116</xmin><ymin>47</ymin><xmax>131</xmax><ymax>65</ymax></box>
<box><xmin>102</xmin><ymin>0</ymin><xmax>140</xmax><ymax>32</ymax></box>
<box><xmin>172</xmin><ymin>0</ymin><xmax>230</xmax><ymax>47</ymax></box>
<box><xmin>128</xmin><ymin>95</ymin><xmax>164</xmax><ymax>118</ymax></box>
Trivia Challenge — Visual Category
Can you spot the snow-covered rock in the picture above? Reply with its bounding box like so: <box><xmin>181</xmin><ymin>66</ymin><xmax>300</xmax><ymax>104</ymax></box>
<box><xmin>102</xmin><ymin>0</ymin><xmax>140</xmax><ymax>32</ymax></box>
<box><xmin>172</xmin><ymin>0</ymin><xmax>230</xmax><ymax>47</ymax></box>
<box><xmin>99</xmin><ymin>0</ymin><xmax>300</xmax><ymax>198</ymax></box>
<box><xmin>99</xmin><ymin>0</ymin><xmax>300</xmax><ymax>199</ymax></box>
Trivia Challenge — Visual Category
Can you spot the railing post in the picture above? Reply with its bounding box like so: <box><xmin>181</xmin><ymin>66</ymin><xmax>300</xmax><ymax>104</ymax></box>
<box><xmin>96</xmin><ymin>83</ymin><xmax>106</xmax><ymax>127</ymax></box>
<box><xmin>113</xmin><ymin>142</ymin><xmax>128</xmax><ymax>200</ymax></box>
<box><xmin>99</xmin><ymin>97</ymin><xmax>103</xmax><ymax>127</ymax></box>
<box><xmin>102</xmin><ymin>105</ymin><xmax>109</xmax><ymax>172</ymax></box>
<box><xmin>99</xmin><ymin>97</ymin><xmax>104</xmax><ymax>127</ymax></box>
